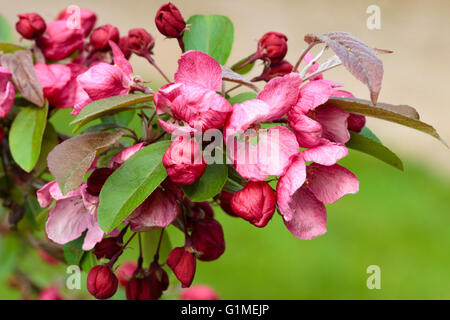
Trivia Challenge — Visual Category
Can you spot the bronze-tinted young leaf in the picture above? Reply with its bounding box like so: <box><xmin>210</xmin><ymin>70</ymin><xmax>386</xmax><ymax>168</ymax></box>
<box><xmin>326</xmin><ymin>97</ymin><xmax>446</xmax><ymax>145</ymax></box>
<box><xmin>305</xmin><ymin>32</ymin><xmax>383</xmax><ymax>105</ymax></box>
<box><xmin>0</xmin><ymin>50</ymin><xmax>44</xmax><ymax>107</ymax></box>
<box><xmin>70</xmin><ymin>94</ymin><xmax>153</xmax><ymax>132</ymax></box>
<box><xmin>0</xmin><ymin>42</ymin><xmax>26</xmax><ymax>54</ymax></box>
<box><xmin>47</xmin><ymin>131</ymin><xmax>123</xmax><ymax>194</ymax></box>
<box><xmin>347</xmin><ymin>131</ymin><xmax>403</xmax><ymax>171</ymax></box>
<box><xmin>221</xmin><ymin>66</ymin><xmax>258</xmax><ymax>92</ymax></box>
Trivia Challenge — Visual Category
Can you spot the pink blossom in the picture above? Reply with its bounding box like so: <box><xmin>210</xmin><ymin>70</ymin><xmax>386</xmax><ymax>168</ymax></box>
<box><xmin>37</xmin><ymin>181</ymin><xmax>104</xmax><ymax>250</ymax></box>
<box><xmin>37</xmin><ymin>286</ymin><xmax>63</xmax><ymax>300</ymax></box>
<box><xmin>181</xmin><ymin>285</ymin><xmax>219</xmax><ymax>300</ymax></box>
<box><xmin>154</xmin><ymin>51</ymin><xmax>232</xmax><ymax>133</ymax></box>
<box><xmin>34</xmin><ymin>62</ymin><xmax>87</xmax><ymax>109</ymax></box>
<box><xmin>72</xmin><ymin>41</ymin><xmax>133</xmax><ymax>115</ymax></box>
<box><xmin>124</xmin><ymin>187</ymin><xmax>180</xmax><ymax>232</ymax></box>
<box><xmin>0</xmin><ymin>67</ymin><xmax>15</xmax><ymax>118</ymax></box>
<box><xmin>57</xmin><ymin>8</ymin><xmax>97</xmax><ymax>37</ymax></box>
<box><xmin>276</xmin><ymin>152</ymin><xmax>359</xmax><ymax>240</ymax></box>
<box><xmin>108</xmin><ymin>142</ymin><xmax>145</xmax><ymax>169</ymax></box>
<box><xmin>37</xmin><ymin>20</ymin><xmax>84</xmax><ymax>61</ymax></box>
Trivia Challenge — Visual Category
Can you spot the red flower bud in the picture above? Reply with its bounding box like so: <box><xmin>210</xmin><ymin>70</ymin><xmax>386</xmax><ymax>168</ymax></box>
<box><xmin>126</xmin><ymin>276</ymin><xmax>153</xmax><ymax>300</ymax></box>
<box><xmin>155</xmin><ymin>3</ymin><xmax>186</xmax><ymax>38</ymax></box>
<box><xmin>148</xmin><ymin>261</ymin><xmax>169</xmax><ymax>299</ymax></box>
<box><xmin>16</xmin><ymin>13</ymin><xmax>46</xmax><ymax>40</ymax></box>
<box><xmin>89</xmin><ymin>24</ymin><xmax>120</xmax><ymax>51</ymax></box>
<box><xmin>167</xmin><ymin>247</ymin><xmax>196</xmax><ymax>288</ymax></box>
<box><xmin>162</xmin><ymin>136</ymin><xmax>206</xmax><ymax>186</ymax></box>
<box><xmin>215</xmin><ymin>191</ymin><xmax>238</xmax><ymax>217</ymax></box>
<box><xmin>86</xmin><ymin>168</ymin><xmax>114</xmax><ymax>196</ymax></box>
<box><xmin>347</xmin><ymin>114</ymin><xmax>366</xmax><ymax>133</ymax></box>
<box><xmin>252</xmin><ymin>60</ymin><xmax>293</xmax><ymax>82</ymax></box>
<box><xmin>258</xmin><ymin>32</ymin><xmax>288</xmax><ymax>63</ymax></box>
<box><xmin>231</xmin><ymin>181</ymin><xmax>276</xmax><ymax>227</ymax></box>
<box><xmin>118</xmin><ymin>36</ymin><xmax>132</xmax><ymax>59</ymax></box>
<box><xmin>191</xmin><ymin>218</ymin><xmax>225</xmax><ymax>261</ymax></box>
<box><xmin>128</xmin><ymin>28</ymin><xmax>155</xmax><ymax>56</ymax></box>
<box><xmin>184</xmin><ymin>199</ymin><xmax>214</xmax><ymax>220</ymax></box>
<box><xmin>93</xmin><ymin>236</ymin><xmax>122</xmax><ymax>260</ymax></box>
<box><xmin>87</xmin><ymin>265</ymin><xmax>118</xmax><ymax>299</ymax></box>
<box><xmin>181</xmin><ymin>285</ymin><xmax>219</xmax><ymax>300</ymax></box>
<box><xmin>117</xmin><ymin>261</ymin><xmax>137</xmax><ymax>286</ymax></box>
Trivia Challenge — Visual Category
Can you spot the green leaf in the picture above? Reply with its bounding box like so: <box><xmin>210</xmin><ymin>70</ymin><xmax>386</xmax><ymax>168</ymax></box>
<box><xmin>48</xmin><ymin>131</ymin><xmax>123</xmax><ymax>194</ymax></box>
<box><xmin>80</xmin><ymin>251</ymin><xmax>97</xmax><ymax>272</ymax></box>
<box><xmin>9</xmin><ymin>102</ymin><xmax>48</xmax><ymax>172</ymax></box>
<box><xmin>182</xmin><ymin>163</ymin><xmax>228</xmax><ymax>201</ymax></box>
<box><xmin>62</xmin><ymin>233</ymin><xmax>86</xmax><ymax>265</ymax></box>
<box><xmin>231</xmin><ymin>54</ymin><xmax>256</xmax><ymax>75</ymax></box>
<box><xmin>327</xmin><ymin>97</ymin><xmax>447</xmax><ymax>146</ymax></box>
<box><xmin>0</xmin><ymin>14</ymin><xmax>13</xmax><ymax>42</ymax></box>
<box><xmin>347</xmin><ymin>131</ymin><xmax>403</xmax><ymax>171</ymax></box>
<box><xmin>34</xmin><ymin>122</ymin><xmax>58</xmax><ymax>176</ymax></box>
<box><xmin>0</xmin><ymin>42</ymin><xmax>26</xmax><ymax>54</ymax></box>
<box><xmin>183</xmin><ymin>15</ymin><xmax>234</xmax><ymax>65</ymax></box>
<box><xmin>70</xmin><ymin>94</ymin><xmax>153</xmax><ymax>132</ymax></box>
<box><xmin>0</xmin><ymin>236</ymin><xmax>22</xmax><ymax>280</ymax></box>
<box><xmin>142</xmin><ymin>229</ymin><xmax>172</xmax><ymax>264</ymax></box>
<box><xmin>359</xmin><ymin>126</ymin><xmax>381</xmax><ymax>143</ymax></box>
<box><xmin>98</xmin><ymin>141</ymin><xmax>171</xmax><ymax>233</ymax></box>
<box><xmin>228</xmin><ymin>92</ymin><xmax>257</xmax><ymax>105</ymax></box>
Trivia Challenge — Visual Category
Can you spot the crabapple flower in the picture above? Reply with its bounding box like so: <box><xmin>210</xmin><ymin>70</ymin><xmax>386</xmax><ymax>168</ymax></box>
<box><xmin>191</xmin><ymin>218</ymin><xmax>225</xmax><ymax>261</ymax></box>
<box><xmin>37</xmin><ymin>20</ymin><xmax>84</xmax><ymax>61</ymax></box>
<box><xmin>36</xmin><ymin>181</ymin><xmax>104</xmax><ymax>250</ymax></box>
<box><xmin>125</xmin><ymin>187</ymin><xmax>180</xmax><ymax>232</ymax></box>
<box><xmin>162</xmin><ymin>136</ymin><xmax>206</xmax><ymax>185</ymax></box>
<box><xmin>57</xmin><ymin>7</ymin><xmax>97</xmax><ymax>37</ymax></box>
<box><xmin>276</xmin><ymin>152</ymin><xmax>358</xmax><ymax>240</ymax></box>
<box><xmin>89</xmin><ymin>24</ymin><xmax>120</xmax><ymax>51</ymax></box>
<box><xmin>0</xmin><ymin>67</ymin><xmax>15</xmax><ymax>118</ymax></box>
<box><xmin>87</xmin><ymin>265</ymin><xmax>118</xmax><ymax>299</ymax></box>
<box><xmin>34</xmin><ymin>62</ymin><xmax>87</xmax><ymax>109</ymax></box>
<box><xmin>16</xmin><ymin>13</ymin><xmax>46</xmax><ymax>40</ymax></box>
<box><xmin>167</xmin><ymin>247</ymin><xmax>196</xmax><ymax>288</ymax></box>
<box><xmin>155</xmin><ymin>3</ymin><xmax>186</xmax><ymax>38</ymax></box>
<box><xmin>37</xmin><ymin>286</ymin><xmax>62</xmax><ymax>300</ymax></box>
<box><xmin>72</xmin><ymin>41</ymin><xmax>134</xmax><ymax>115</ymax></box>
<box><xmin>230</xmin><ymin>181</ymin><xmax>276</xmax><ymax>227</ymax></box>
<box><xmin>154</xmin><ymin>51</ymin><xmax>232</xmax><ymax>133</ymax></box>
<box><xmin>257</xmin><ymin>32</ymin><xmax>288</xmax><ymax>63</ymax></box>
<box><xmin>181</xmin><ymin>285</ymin><xmax>219</xmax><ymax>300</ymax></box>
<box><xmin>108</xmin><ymin>142</ymin><xmax>145</xmax><ymax>169</ymax></box>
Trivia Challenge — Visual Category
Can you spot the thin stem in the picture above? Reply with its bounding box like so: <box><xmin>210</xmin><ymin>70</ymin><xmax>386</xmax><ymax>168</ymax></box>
<box><xmin>153</xmin><ymin>228</ymin><xmax>165</xmax><ymax>263</ymax></box>
<box><xmin>143</xmin><ymin>53</ymin><xmax>171</xmax><ymax>83</ymax></box>
<box><xmin>225</xmin><ymin>84</ymin><xmax>242</xmax><ymax>95</ymax></box>
<box><xmin>177</xmin><ymin>37</ymin><xmax>185</xmax><ymax>52</ymax></box>
<box><xmin>108</xmin><ymin>232</ymin><xmax>137</xmax><ymax>267</ymax></box>
<box><xmin>293</xmin><ymin>42</ymin><xmax>316</xmax><ymax>73</ymax></box>
<box><xmin>232</xmin><ymin>52</ymin><xmax>260</xmax><ymax>71</ymax></box>
<box><xmin>151</xmin><ymin>131</ymin><xmax>166</xmax><ymax>143</ymax></box>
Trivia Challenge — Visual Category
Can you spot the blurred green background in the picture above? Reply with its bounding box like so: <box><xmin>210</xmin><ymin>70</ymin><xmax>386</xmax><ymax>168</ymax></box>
<box><xmin>0</xmin><ymin>0</ymin><xmax>449</xmax><ymax>300</ymax></box>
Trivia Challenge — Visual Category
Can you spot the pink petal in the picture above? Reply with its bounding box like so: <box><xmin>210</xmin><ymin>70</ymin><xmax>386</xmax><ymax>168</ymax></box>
<box><xmin>224</xmin><ymin>99</ymin><xmax>271</xmax><ymax>138</ymax></box>
<box><xmin>110</xmin><ymin>41</ymin><xmax>133</xmax><ymax>78</ymax></box>
<box><xmin>295</xmin><ymin>80</ymin><xmax>334</xmax><ymax>113</ymax></box>
<box><xmin>157</xmin><ymin>118</ymin><xmax>197</xmax><ymax>135</ymax></box>
<box><xmin>127</xmin><ymin>188</ymin><xmax>180</xmax><ymax>232</ymax></box>
<box><xmin>288</xmin><ymin>110</ymin><xmax>322</xmax><ymax>148</ymax></box>
<box><xmin>82</xmin><ymin>215</ymin><xmax>104</xmax><ymax>250</ymax></box>
<box><xmin>108</xmin><ymin>142</ymin><xmax>145</xmax><ymax>169</ymax></box>
<box><xmin>257</xmin><ymin>73</ymin><xmax>302</xmax><ymax>121</ymax></box>
<box><xmin>233</xmin><ymin>138</ymin><xmax>268</xmax><ymax>181</ymax></box>
<box><xmin>283</xmin><ymin>186</ymin><xmax>327</xmax><ymax>240</ymax></box>
<box><xmin>315</xmin><ymin>105</ymin><xmax>350</xmax><ymax>144</ymax></box>
<box><xmin>45</xmin><ymin>197</ymin><xmax>91</xmax><ymax>245</ymax></box>
<box><xmin>302</xmin><ymin>142</ymin><xmax>348</xmax><ymax>166</ymax></box>
<box><xmin>0</xmin><ymin>81</ymin><xmax>15</xmax><ymax>118</ymax></box>
<box><xmin>37</xmin><ymin>181</ymin><xmax>82</xmax><ymax>207</ymax></box>
<box><xmin>306</xmin><ymin>163</ymin><xmax>359</xmax><ymax>204</ymax></box>
<box><xmin>276</xmin><ymin>154</ymin><xmax>306</xmax><ymax>221</ymax></box>
<box><xmin>154</xmin><ymin>82</ymin><xmax>183</xmax><ymax>114</ymax></box>
<box><xmin>71</xmin><ymin>85</ymin><xmax>92</xmax><ymax>115</ymax></box>
<box><xmin>174</xmin><ymin>51</ymin><xmax>222</xmax><ymax>91</ymax></box>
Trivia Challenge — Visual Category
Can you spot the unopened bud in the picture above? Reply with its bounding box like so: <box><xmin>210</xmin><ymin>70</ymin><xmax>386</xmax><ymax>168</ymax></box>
<box><xmin>87</xmin><ymin>265</ymin><xmax>118</xmax><ymax>299</ymax></box>
<box><xmin>257</xmin><ymin>32</ymin><xmax>288</xmax><ymax>63</ymax></box>
<box><xmin>128</xmin><ymin>28</ymin><xmax>155</xmax><ymax>57</ymax></box>
<box><xmin>191</xmin><ymin>218</ymin><xmax>225</xmax><ymax>261</ymax></box>
<box><xmin>90</xmin><ymin>24</ymin><xmax>120</xmax><ymax>51</ymax></box>
<box><xmin>16</xmin><ymin>13</ymin><xmax>46</xmax><ymax>40</ymax></box>
<box><xmin>155</xmin><ymin>3</ymin><xmax>186</xmax><ymax>38</ymax></box>
<box><xmin>167</xmin><ymin>247</ymin><xmax>196</xmax><ymax>288</ymax></box>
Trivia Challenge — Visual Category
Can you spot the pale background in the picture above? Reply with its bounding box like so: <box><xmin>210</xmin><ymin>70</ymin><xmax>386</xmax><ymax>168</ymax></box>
<box><xmin>1</xmin><ymin>0</ymin><xmax>449</xmax><ymax>174</ymax></box>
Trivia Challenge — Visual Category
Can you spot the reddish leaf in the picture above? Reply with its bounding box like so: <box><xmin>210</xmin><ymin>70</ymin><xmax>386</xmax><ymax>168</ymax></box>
<box><xmin>305</xmin><ymin>32</ymin><xmax>383</xmax><ymax>105</ymax></box>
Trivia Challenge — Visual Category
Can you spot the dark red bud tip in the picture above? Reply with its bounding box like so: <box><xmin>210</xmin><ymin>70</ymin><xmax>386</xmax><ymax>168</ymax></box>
<box><xmin>90</xmin><ymin>24</ymin><xmax>120</xmax><ymax>51</ymax></box>
<box><xmin>128</xmin><ymin>28</ymin><xmax>155</xmax><ymax>57</ymax></box>
<box><xmin>16</xmin><ymin>13</ymin><xmax>46</xmax><ymax>40</ymax></box>
<box><xmin>148</xmin><ymin>262</ymin><xmax>170</xmax><ymax>299</ymax></box>
<box><xmin>87</xmin><ymin>265</ymin><xmax>118</xmax><ymax>299</ymax></box>
<box><xmin>86</xmin><ymin>168</ymin><xmax>114</xmax><ymax>196</ymax></box>
<box><xmin>126</xmin><ymin>276</ymin><xmax>153</xmax><ymax>300</ymax></box>
<box><xmin>252</xmin><ymin>60</ymin><xmax>293</xmax><ymax>82</ymax></box>
<box><xmin>231</xmin><ymin>181</ymin><xmax>276</xmax><ymax>227</ymax></box>
<box><xmin>167</xmin><ymin>247</ymin><xmax>196</xmax><ymax>288</ymax></box>
<box><xmin>155</xmin><ymin>2</ymin><xmax>186</xmax><ymax>38</ymax></box>
<box><xmin>258</xmin><ymin>31</ymin><xmax>288</xmax><ymax>64</ymax></box>
<box><xmin>191</xmin><ymin>218</ymin><xmax>225</xmax><ymax>261</ymax></box>
<box><xmin>93</xmin><ymin>237</ymin><xmax>122</xmax><ymax>260</ymax></box>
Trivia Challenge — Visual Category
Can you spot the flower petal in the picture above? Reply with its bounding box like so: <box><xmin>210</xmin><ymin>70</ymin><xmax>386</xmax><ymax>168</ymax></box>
<box><xmin>295</xmin><ymin>79</ymin><xmax>334</xmax><ymax>113</ymax></box>
<box><xmin>224</xmin><ymin>99</ymin><xmax>271</xmax><ymax>137</ymax></box>
<box><xmin>174</xmin><ymin>51</ymin><xmax>222</xmax><ymax>91</ymax></box>
<box><xmin>306</xmin><ymin>163</ymin><xmax>359</xmax><ymax>204</ymax></box>
<box><xmin>82</xmin><ymin>215</ymin><xmax>104</xmax><ymax>250</ymax></box>
<box><xmin>283</xmin><ymin>186</ymin><xmax>327</xmax><ymax>240</ymax></box>
<box><xmin>315</xmin><ymin>105</ymin><xmax>350</xmax><ymax>144</ymax></box>
<box><xmin>110</xmin><ymin>40</ymin><xmax>133</xmax><ymax>78</ymax></box>
<box><xmin>288</xmin><ymin>110</ymin><xmax>322</xmax><ymax>148</ymax></box>
<box><xmin>302</xmin><ymin>142</ymin><xmax>348</xmax><ymax>166</ymax></box>
<box><xmin>108</xmin><ymin>142</ymin><xmax>145</xmax><ymax>169</ymax></box>
<box><xmin>257</xmin><ymin>73</ymin><xmax>302</xmax><ymax>120</ymax></box>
